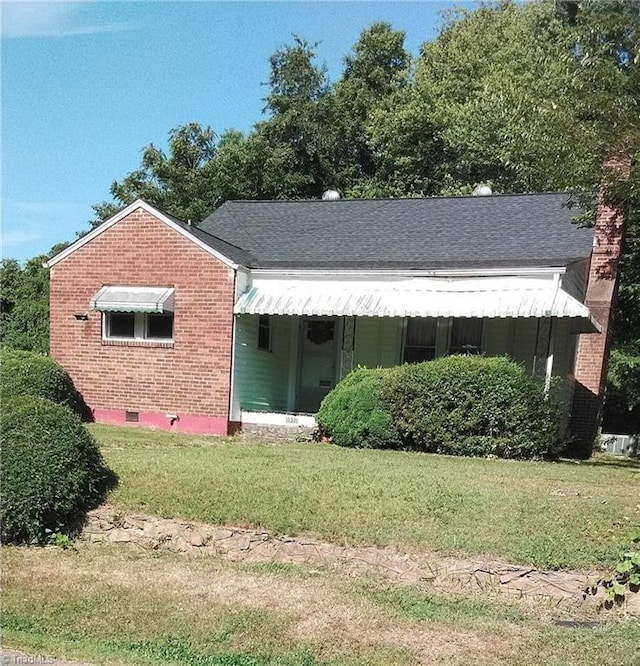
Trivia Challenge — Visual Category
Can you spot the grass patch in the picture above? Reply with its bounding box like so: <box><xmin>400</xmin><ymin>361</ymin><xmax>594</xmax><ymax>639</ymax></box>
<box><xmin>93</xmin><ymin>424</ymin><xmax>639</xmax><ymax>569</ymax></box>
<box><xmin>353</xmin><ymin>582</ymin><xmax>528</xmax><ymax>628</ymax></box>
<box><xmin>3</xmin><ymin>543</ymin><xmax>640</xmax><ymax>666</ymax></box>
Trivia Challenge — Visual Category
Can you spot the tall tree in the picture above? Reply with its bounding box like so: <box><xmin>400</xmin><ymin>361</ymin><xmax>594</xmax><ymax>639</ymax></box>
<box><xmin>260</xmin><ymin>36</ymin><xmax>337</xmax><ymax>198</ymax></box>
<box><xmin>401</xmin><ymin>1</ymin><xmax>600</xmax><ymax>193</ymax></box>
<box><xmin>0</xmin><ymin>256</ymin><xmax>49</xmax><ymax>354</ymax></box>
<box><xmin>332</xmin><ymin>22</ymin><xmax>411</xmax><ymax>193</ymax></box>
<box><xmin>92</xmin><ymin>122</ymin><xmax>218</xmax><ymax>226</ymax></box>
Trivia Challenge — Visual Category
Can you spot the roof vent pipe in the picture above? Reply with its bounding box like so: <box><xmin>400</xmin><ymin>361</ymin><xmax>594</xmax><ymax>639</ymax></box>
<box><xmin>472</xmin><ymin>183</ymin><xmax>492</xmax><ymax>196</ymax></box>
<box><xmin>321</xmin><ymin>189</ymin><xmax>341</xmax><ymax>201</ymax></box>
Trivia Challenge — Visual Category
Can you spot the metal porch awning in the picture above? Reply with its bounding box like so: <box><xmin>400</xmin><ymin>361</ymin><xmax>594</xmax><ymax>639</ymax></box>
<box><xmin>234</xmin><ymin>277</ymin><xmax>597</xmax><ymax>326</ymax></box>
<box><xmin>90</xmin><ymin>286</ymin><xmax>175</xmax><ymax>313</ymax></box>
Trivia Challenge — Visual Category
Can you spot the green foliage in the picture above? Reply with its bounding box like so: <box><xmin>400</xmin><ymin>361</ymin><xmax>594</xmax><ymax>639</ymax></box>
<box><xmin>91</xmin><ymin>122</ymin><xmax>219</xmax><ymax>227</ymax></box>
<box><xmin>316</xmin><ymin>367</ymin><xmax>401</xmax><ymax>449</ymax></box>
<box><xmin>588</xmin><ymin>528</ymin><xmax>640</xmax><ymax>606</ymax></box>
<box><xmin>0</xmin><ymin>256</ymin><xmax>49</xmax><ymax>354</ymax></box>
<box><xmin>608</xmin><ymin>344</ymin><xmax>640</xmax><ymax>411</ymax></box>
<box><xmin>0</xmin><ymin>349</ymin><xmax>86</xmax><ymax>416</ymax></box>
<box><xmin>603</xmin><ymin>342</ymin><xmax>640</xmax><ymax>434</ymax></box>
<box><xmin>382</xmin><ymin>356</ymin><xmax>560</xmax><ymax>459</ymax></box>
<box><xmin>0</xmin><ymin>395</ymin><xmax>112</xmax><ymax>544</ymax></box>
<box><xmin>318</xmin><ymin>357</ymin><xmax>560</xmax><ymax>459</ymax></box>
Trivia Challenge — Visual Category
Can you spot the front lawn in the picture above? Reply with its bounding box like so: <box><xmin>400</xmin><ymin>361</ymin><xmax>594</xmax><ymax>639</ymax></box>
<box><xmin>3</xmin><ymin>542</ymin><xmax>640</xmax><ymax>666</ymax></box>
<box><xmin>94</xmin><ymin>424</ymin><xmax>639</xmax><ymax>570</ymax></box>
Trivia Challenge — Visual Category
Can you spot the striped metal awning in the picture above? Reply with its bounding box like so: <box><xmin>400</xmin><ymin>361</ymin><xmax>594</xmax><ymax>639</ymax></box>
<box><xmin>234</xmin><ymin>277</ymin><xmax>595</xmax><ymax>323</ymax></box>
<box><xmin>90</xmin><ymin>286</ymin><xmax>175</xmax><ymax>313</ymax></box>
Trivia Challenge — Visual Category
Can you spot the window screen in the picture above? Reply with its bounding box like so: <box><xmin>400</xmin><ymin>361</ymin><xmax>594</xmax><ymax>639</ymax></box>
<box><xmin>404</xmin><ymin>317</ymin><xmax>437</xmax><ymax>363</ymax></box>
<box><xmin>450</xmin><ymin>318</ymin><xmax>483</xmax><ymax>355</ymax></box>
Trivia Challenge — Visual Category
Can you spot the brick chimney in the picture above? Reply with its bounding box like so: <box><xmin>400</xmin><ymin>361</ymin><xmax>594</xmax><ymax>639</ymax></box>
<box><xmin>570</xmin><ymin>157</ymin><xmax>631</xmax><ymax>452</ymax></box>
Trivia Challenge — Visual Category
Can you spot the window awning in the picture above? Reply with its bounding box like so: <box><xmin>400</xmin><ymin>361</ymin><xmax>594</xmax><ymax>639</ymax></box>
<box><xmin>90</xmin><ymin>286</ymin><xmax>175</xmax><ymax>313</ymax></box>
<box><xmin>234</xmin><ymin>277</ymin><xmax>598</xmax><ymax>328</ymax></box>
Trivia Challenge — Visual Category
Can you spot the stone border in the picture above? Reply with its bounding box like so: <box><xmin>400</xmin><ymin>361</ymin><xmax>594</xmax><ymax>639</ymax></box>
<box><xmin>83</xmin><ymin>506</ymin><xmax>639</xmax><ymax>615</ymax></box>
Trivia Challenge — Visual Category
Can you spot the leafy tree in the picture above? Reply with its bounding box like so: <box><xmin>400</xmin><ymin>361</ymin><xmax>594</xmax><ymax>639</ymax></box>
<box><xmin>332</xmin><ymin>22</ymin><xmax>411</xmax><ymax>192</ymax></box>
<box><xmin>260</xmin><ymin>36</ymin><xmax>337</xmax><ymax>197</ymax></box>
<box><xmin>0</xmin><ymin>256</ymin><xmax>49</xmax><ymax>354</ymax></box>
<box><xmin>396</xmin><ymin>1</ymin><xmax>600</xmax><ymax>193</ymax></box>
<box><xmin>91</xmin><ymin>122</ymin><xmax>218</xmax><ymax>226</ymax></box>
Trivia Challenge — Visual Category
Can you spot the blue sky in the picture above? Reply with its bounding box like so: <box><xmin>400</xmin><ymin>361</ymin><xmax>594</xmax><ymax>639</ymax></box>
<box><xmin>2</xmin><ymin>1</ymin><xmax>477</xmax><ymax>263</ymax></box>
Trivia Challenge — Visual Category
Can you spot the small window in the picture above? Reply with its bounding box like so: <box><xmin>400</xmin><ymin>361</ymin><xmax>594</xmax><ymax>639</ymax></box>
<box><xmin>108</xmin><ymin>313</ymin><xmax>135</xmax><ymax>338</ymax></box>
<box><xmin>450</xmin><ymin>318</ymin><xmax>483</xmax><ymax>355</ymax></box>
<box><xmin>147</xmin><ymin>313</ymin><xmax>173</xmax><ymax>339</ymax></box>
<box><xmin>404</xmin><ymin>317</ymin><xmax>437</xmax><ymax>363</ymax></box>
<box><xmin>104</xmin><ymin>312</ymin><xmax>174</xmax><ymax>342</ymax></box>
<box><xmin>258</xmin><ymin>314</ymin><xmax>272</xmax><ymax>351</ymax></box>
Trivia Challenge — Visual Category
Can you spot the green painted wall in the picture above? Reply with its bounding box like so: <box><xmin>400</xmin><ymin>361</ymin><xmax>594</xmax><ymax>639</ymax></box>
<box><xmin>352</xmin><ymin>317</ymin><xmax>403</xmax><ymax>368</ymax></box>
<box><xmin>233</xmin><ymin>314</ymin><xmax>294</xmax><ymax>412</ymax></box>
<box><xmin>233</xmin><ymin>314</ymin><xmax>579</xmax><ymax>415</ymax></box>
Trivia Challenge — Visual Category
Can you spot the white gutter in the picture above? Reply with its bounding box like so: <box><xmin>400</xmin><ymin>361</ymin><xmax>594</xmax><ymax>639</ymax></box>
<box><xmin>250</xmin><ymin>266</ymin><xmax>568</xmax><ymax>279</ymax></box>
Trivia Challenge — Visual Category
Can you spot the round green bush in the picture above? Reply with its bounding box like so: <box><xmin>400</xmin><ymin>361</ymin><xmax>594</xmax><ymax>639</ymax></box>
<box><xmin>382</xmin><ymin>356</ymin><xmax>560</xmax><ymax>459</ymax></box>
<box><xmin>316</xmin><ymin>366</ymin><xmax>402</xmax><ymax>449</ymax></box>
<box><xmin>0</xmin><ymin>349</ymin><xmax>84</xmax><ymax>415</ymax></box>
<box><xmin>0</xmin><ymin>395</ymin><xmax>111</xmax><ymax>544</ymax></box>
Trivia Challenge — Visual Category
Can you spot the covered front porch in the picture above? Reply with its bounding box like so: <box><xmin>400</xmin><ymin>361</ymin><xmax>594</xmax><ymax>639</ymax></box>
<box><xmin>228</xmin><ymin>272</ymin><xmax>597</xmax><ymax>428</ymax></box>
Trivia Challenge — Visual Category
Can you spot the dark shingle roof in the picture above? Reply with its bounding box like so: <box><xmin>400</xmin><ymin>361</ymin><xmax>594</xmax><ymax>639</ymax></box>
<box><xmin>194</xmin><ymin>193</ymin><xmax>594</xmax><ymax>270</ymax></box>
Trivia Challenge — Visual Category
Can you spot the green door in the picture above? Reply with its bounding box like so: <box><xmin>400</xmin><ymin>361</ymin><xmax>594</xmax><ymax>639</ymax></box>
<box><xmin>296</xmin><ymin>318</ymin><xmax>337</xmax><ymax>413</ymax></box>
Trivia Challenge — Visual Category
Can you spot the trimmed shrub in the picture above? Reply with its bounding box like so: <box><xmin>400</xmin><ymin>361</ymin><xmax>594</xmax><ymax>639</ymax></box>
<box><xmin>1</xmin><ymin>395</ymin><xmax>112</xmax><ymax>544</ymax></box>
<box><xmin>316</xmin><ymin>366</ymin><xmax>401</xmax><ymax>449</ymax></box>
<box><xmin>0</xmin><ymin>349</ymin><xmax>86</xmax><ymax>416</ymax></box>
<box><xmin>382</xmin><ymin>356</ymin><xmax>560</xmax><ymax>459</ymax></box>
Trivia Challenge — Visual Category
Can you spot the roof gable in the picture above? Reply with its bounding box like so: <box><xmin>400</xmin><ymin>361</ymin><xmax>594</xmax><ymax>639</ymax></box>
<box><xmin>45</xmin><ymin>199</ymin><xmax>241</xmax><ymax>270</ymax></box>
<box><xmin>200</xmin><ymin>193</ymin><xmax>595</xmax><ymax>270</ymax></box>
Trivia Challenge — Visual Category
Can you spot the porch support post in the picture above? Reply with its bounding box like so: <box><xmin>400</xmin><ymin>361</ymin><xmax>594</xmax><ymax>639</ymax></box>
<box><xmin>544</xmin><ymin>318</ymin><xmax>555</xmax><ymax>396</ymax></box>
<box><xmin>340</xmin><ymin>316</ymin><xmax>356</xmax><ymax>379</ymax></box>
<box><xmin>228</xmin><ymin>313</ymin><xmax>240</xmax><ymax>423</ymax></box>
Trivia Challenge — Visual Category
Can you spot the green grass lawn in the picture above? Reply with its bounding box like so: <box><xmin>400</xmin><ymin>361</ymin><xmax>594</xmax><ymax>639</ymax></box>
<box><xmin>3</xmin><ymin>542</ymin><xmax>640</xmax><ymax>666</ymax></box>
<box><xmin>3</xmin><ymin>424</ymin><xmax>640</xmax><ymax>666</ymax></box>
<box><xmin>93</xmin><ymin>424</ymin><xmax>640</xmax><ymax>570</ymax></box>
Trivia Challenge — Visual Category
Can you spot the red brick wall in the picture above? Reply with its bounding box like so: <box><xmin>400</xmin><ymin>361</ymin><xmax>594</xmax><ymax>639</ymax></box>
<box><xmin>571</xmin><ymin>167</ymin><xmax>629</xmax><ymax>449</ymax></box>
<box><xmin>49</xmin><ymin>207</ymin><xmax>236</xmax><ymax>432</ymax></box>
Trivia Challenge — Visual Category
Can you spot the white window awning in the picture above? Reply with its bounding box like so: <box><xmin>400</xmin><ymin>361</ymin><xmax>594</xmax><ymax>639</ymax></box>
<box><xmin>234</xmin><ymin>276</ymin><xmax>598</xmax><ymax>328</ymax></box>
<box><xmin>90</xmin><ymin>286</ymin><xmax>175</xmax><ymax>313</ymax></box>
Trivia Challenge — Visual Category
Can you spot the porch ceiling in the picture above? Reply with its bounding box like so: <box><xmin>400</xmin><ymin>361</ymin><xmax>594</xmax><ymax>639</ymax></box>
<box><xmin>234</xmin><ymin>277</ymin><xmax>595</xmax><ymax>323</ymax></box>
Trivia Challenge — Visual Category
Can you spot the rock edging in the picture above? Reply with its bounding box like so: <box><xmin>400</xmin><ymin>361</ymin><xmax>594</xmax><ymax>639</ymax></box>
<box><xmin>83</xmin><ymin>506</ymin><xmax>638</xmax><ymax>615</ymax></box>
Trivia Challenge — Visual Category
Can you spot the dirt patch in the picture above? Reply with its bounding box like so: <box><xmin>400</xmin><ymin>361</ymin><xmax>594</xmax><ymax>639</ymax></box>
<box><xmin>83</xmin><ymin>505</ymin><xmax>637</xmax><ymax>615</ymax></box>
<box><xmin>6</xmin><ymin>542</ymin><xmax>522</xmax><ymax>665</ymax></box>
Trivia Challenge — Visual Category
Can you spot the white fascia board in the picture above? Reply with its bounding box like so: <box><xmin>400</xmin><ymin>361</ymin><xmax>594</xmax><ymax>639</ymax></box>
<box><xmin>249</xmin><ymin>266</ymin><xmax>567</xmax><ymax>280</ymax></box>
<box><xmin>45</xmin><ymin>199</ymin><xmax>239</xmax><ymax>270</ymax></box>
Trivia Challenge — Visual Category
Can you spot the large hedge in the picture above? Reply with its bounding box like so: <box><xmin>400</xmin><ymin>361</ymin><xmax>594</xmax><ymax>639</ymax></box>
<box><xmin>317</xmin><ymin>356</ymin><xmax>561</xmax><ymax>459</ymax></box>
<box><xmin>0</xmin><ymin>349</ymin><xmax>86</xmax><ymax>417</ymax></box>
<box><xmin>383</xmin><ymin>356</ymin><xmax>560</xmax><ymax>459</ymax></box>
<box><xmin>0</xmin><ymin>396</ymin><xmax>112</xmax><ymax>544</ymax></box>
<box><xmin>316</xmin><ymin>367</ymin><xmax>401</xmax><ymax>449</ymax></box>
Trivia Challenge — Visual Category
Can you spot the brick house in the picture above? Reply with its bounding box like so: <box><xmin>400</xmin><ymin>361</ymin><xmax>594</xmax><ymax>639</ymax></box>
<box><xmin>46</xmin><ymin>190</ymin><xmax>624</xmax><ymax>445</ymax></box>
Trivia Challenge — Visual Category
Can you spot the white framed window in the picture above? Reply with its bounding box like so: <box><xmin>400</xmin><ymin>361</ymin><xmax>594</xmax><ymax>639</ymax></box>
<box><xmin>404</xmin><ymin>317</ymin><xmax>484</xmax><ymax>362</ymax></box>
<box><xmin>104</xmin><ymin>312</ymin><xmax>174</xmax><ymax>342</ymax></box>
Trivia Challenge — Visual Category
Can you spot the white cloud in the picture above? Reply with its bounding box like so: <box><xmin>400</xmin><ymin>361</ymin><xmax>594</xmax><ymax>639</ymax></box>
<box><xmin>1</xmin><ymin>1</ymin><xmax>130</xmax><ymax>39</ymax></box>
<box><xmin>1</xmin><ymin>199</ymin><xmax>90</xmax><ymax>260</ymax></box>
<box><xmin>2</xmin><ymin>228</ymin><xmax>44</xmax><ymax>246</ymax></box>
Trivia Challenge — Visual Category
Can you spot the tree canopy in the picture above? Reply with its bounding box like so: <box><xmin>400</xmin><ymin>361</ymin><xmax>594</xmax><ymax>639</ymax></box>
<box><xmin>4</xmin><ymin>0</ymin><xmax>639</xmax><ymax>429</ymax></box>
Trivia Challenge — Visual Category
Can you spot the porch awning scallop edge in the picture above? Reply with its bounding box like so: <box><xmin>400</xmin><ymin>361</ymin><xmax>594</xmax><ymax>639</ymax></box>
<box><xmin>234</xmin><ymin>277</ymin><xmax>597</xmax><ymax>326</ymax></box>
<box><xmin>90</xmin><ymin>286</ymin><xmax>175</xmax><ymax>313</ymax></box>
